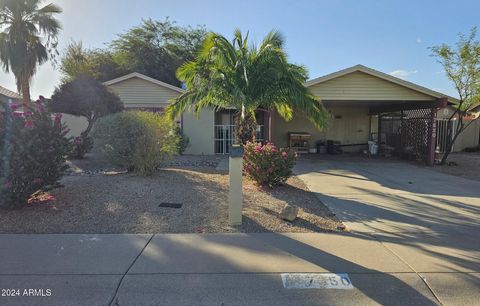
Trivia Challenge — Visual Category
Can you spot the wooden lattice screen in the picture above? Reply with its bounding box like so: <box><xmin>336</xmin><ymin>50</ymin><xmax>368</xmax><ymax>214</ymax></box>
<box><xmin>380</xmin><ymin>107</ymin><xmax>436</xmax><ymax>163</ymax></box>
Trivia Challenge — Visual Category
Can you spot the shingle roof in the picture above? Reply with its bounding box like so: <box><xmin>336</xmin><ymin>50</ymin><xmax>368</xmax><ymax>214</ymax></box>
<box><xmin>0</xmin><ymin>85</ymin><xmax>22</xmax><ymax>100</ymax></box>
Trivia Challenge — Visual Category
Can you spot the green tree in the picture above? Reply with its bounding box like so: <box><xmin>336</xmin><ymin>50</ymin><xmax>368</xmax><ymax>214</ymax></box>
<box><xmin>49</xmin><ymin>76</ymin><xmax>124</xmax><ymax>136</ymax></box>
<box><xmin>110</xmin><ymin>18</ymin><xmax>207</xmax><ymax>87</ymax></box>
<box><xmin>431</xmin><ymin>27</ymin><xmax>480</xmax><ymax>164</ymax></box>
<box><xmin>0</xmin><ymin>0</ymin><xmax>61</xmax><ymax>106</ymax></box>
<box><xmin>60</xmin><ymin>41</ymin><xmax>125</xmax><ymax>83</ymax></box>
<box><xmin>167</xmin><ymin>29</ymin><xmax>329</xmax><ymax>143</ymax></box>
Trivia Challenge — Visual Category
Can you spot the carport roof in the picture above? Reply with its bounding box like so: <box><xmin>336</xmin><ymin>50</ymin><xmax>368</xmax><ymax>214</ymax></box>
<box><xmin>305</xmin><ymin>64</ymin><xmax>459</xmax><ymax>104</ymax></box>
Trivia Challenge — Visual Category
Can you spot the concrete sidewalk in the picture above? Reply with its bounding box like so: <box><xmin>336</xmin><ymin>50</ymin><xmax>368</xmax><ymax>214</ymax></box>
<box><xmin>0</xmin><ymin>233</ymin><xmax>478</xmax><ymax>305</ymax></box>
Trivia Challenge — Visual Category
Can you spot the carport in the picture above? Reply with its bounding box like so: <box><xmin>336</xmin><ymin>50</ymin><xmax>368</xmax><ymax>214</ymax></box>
<box><xmin>269</xmin><ymin>65</ymin><xmax>458</xmax><ymax>165</ymax></box>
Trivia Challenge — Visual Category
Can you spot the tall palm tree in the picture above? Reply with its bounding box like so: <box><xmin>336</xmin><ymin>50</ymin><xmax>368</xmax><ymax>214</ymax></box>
<box><xmin>167</xmin><ymin>29</ymin><xmax>329</xmax><ymax>144</ymax></box>
<box><xmin>0</xmin><ymin>0</ymin><xmax>61</xmax><ymax>106</ymax></box>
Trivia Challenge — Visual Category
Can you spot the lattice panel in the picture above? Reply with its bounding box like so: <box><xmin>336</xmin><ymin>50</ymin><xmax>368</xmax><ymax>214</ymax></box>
<box><xmin>379</xmin><ymin>108</ymin><xmax>434</xmax><ymax>163</ymax></box>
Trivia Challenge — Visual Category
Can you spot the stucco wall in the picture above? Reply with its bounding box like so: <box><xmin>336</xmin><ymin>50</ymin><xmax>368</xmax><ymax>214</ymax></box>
<box><xmin>272</xmin><ymin>106</ymin><xmax>370</xmax><ymax>152</ymax></box>
<box><xmin>182</xmin><ymin>108</ymin><xmax>215</xmax><ymax>155</ymax></box>
<box><xmin>452</xmin><ymin>119</ymin><xmax>480</xmax><ymax>151</ymax></box>
<box><xmin>61</xmin><ymin>114</ymin><xmax>88</xmax><ymax>137</ymax></box>
<box><xmin>437</xmin><ymin>107</ymin><xmax>479</xmax><ymax>152</ymax></box>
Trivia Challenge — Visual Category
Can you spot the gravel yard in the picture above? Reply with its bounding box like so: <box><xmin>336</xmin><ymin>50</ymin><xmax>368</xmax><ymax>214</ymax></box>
<box><xmin>0</xmin><ymin>155</ymin><xmax>342</xmax><ymax>234</ymax></box>
<box><xmin>431</xmin><ymin>152</ymin><xmax>480</xmax><ymax>181</ymax></box>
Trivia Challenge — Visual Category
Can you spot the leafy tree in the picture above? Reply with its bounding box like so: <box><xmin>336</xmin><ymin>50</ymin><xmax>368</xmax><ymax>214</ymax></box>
<box><xmin>167</xmin><ymin>29</ymin><xmax>329</xmax><ymax>143</ymax></box>
<box><xmin>59</xmin><ymin>18</ymin><xmax>207</xmax><ymax>87</ymax></box>
<box><xmin>0</xmin><ymin>0</ymin><xmax>61</xmax><ymax>106</ymax></box>
<box><xmin>111</xmin><ymin>18</ymin><xmax>207</xmax><ymax>87</ymax></box>
<box><xmin>60</xmin><ymin>41</ymin><xmax>126</xmax><ymax>83</ymax></box>
<box><xmin>49</xmin><ymin>76</ymin><xmax>124</xmax><ymax>136</ymax></box>
<box><xmin>431</xmin><ymin>27</ymin><xmax>480</xmax><ymax>164</ymax></box>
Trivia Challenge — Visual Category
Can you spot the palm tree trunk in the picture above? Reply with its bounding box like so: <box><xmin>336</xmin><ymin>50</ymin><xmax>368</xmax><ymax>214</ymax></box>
<box><xmin>235</xmin><ymin>112</ymin><xmax>257</xmax><ymax>144</ymax></box>
<box><xmin>21</xmin><ymin>77</ymin><xmax>31</xmax><ymax>108</ymax></box>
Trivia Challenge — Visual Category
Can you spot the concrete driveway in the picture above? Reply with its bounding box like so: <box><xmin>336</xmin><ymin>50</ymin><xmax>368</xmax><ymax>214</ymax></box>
<box><xmin>294</xmin><ymin>156</ymin><xmax>480</xmax><ymax>305</ymax></box>
<box><xmin>295</xmin><ymin>156</ymin><xmax>480</xmax><ymax>234</ymax></box>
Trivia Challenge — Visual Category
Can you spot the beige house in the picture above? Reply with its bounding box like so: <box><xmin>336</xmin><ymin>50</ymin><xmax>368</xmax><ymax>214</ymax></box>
<box><xmin>62</xmin><ymin>72</ymin><xmax>185</xmax><ymax>137</ymax></box>
<box><xmin>0</xmin><ymin>85</ymin><xmax>22</xmax><ymax>105</ymax></box>
<box><xmin>62</xmin><ymin>66</ymin><xmax>479</xmax><ymax>164</ymax></box>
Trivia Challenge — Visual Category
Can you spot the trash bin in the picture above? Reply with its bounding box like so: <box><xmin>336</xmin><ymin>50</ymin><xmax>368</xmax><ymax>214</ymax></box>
<box><xmin>368</xmin><ymin>141</ymin><xmax>378</xmax><ymax>155</ymax></box>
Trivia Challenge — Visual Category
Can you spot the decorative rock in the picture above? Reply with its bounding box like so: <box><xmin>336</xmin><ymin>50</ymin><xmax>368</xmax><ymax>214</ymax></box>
<box><xmin>280</xmin><ymin>204</ymin><xmax>299</xmax><ymax>222</ymax></box>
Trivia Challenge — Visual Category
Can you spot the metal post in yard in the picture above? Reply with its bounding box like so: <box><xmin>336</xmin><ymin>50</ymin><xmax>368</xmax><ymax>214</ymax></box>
<box><xmin>229</xmin><ymin>144</ymin><xmax>244</xmax><ymax>225</ymax></box>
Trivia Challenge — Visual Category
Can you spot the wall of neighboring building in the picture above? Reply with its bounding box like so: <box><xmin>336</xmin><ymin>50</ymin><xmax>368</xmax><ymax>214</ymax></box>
<box><xmin>437</xmin><ymin>107</ymin><xmax>480</xmax><ymax>152</ymax></box>
<box><xmin>182</xmin><ymin>108</ymin><xmax>215</xmax><ymax>155</ymax></box>
<box><xmin>272</xmin><ymin>105</ymin><xmax>370</xmax><ymax>152</ymax></box>
<box><xmin>107</xmin><ymin>77</ymin><xmax>181</xmax><ymax>108</ymax></box>
<box><xmin>453</xmin><ymin>119</ymin><xmax>480</xmax><ymax>151</ymax></box>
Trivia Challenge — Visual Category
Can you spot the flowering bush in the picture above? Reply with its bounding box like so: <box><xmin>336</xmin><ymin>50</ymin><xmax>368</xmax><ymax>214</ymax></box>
<box><xmin>0</xmin><ymin>98</ymin><xmax>71</xmax><ymax>208</ymax></box>
<box><xmin>243</xmin><ymin>141</ymin><xmax>297</xmax><ymax>187</ymax></box>
<box><xmin>69</xmin><ymin>133</ymin><xmax>93</xmax><ymax>159</ymax></box>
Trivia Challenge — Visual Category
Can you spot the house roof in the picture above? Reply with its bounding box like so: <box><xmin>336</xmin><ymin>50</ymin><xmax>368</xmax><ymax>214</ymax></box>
<box><xmin>103</xmin><ymin>72</ymin><xmax>185</xmax><ymax>93</ymax></box>
<box><xmin>0</xmin><ymin>85</ymin><xmax>22</xmax><ymax>100</ymax></box>
<box><xmin>305</xmin><ymin>64</ymin><xmax>459</xmax><ymax>104</ymax></box>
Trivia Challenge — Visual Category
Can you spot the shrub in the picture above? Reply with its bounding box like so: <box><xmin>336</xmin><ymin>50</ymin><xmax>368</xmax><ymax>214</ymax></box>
<box><xmin>174</xmin><ymin>126</ymin><xmax>189</xmax><ymax>155</ymax></box>
<box><xmin>243</xmin><ymin>141</ymin><xmax>297</xmax><ymax>187</ymax></box>
<box><xmin>0</xmin><ymin>99</ymin><xmax>71</xmax><ymax>208</ymax></box>
<box><xmin>92</xmin><ymin>111</ymin><xmax>179</xmax><ymax>175</ymax></box>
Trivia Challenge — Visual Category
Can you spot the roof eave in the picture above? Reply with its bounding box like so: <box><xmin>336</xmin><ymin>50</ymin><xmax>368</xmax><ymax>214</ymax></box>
<box><xmin>103</xmin><ymin>72</ymin><xmax>185</xmax><ymax>93</ymax></box>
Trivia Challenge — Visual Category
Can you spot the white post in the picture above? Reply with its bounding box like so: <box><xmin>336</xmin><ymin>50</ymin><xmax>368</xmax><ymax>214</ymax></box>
<box><xmin>229</xmin><ymin>145</ymin><xmax>243</xmax><ymax>225</ymax></box>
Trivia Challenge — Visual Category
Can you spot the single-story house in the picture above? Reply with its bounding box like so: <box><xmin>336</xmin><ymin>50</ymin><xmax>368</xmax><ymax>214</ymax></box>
<box><xmin>0</xmin><ymin>85</ymin><xmax>22</xmax><ymax>105</ymax></box>
<box><xmin>62</xmin><ymin>65</ymin><xmax>480</xmax><ymax>164</ymax></box>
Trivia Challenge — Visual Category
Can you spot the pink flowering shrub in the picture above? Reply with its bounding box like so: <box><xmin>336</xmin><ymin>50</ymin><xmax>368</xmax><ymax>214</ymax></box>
<box><xmin>243</xmin><ymin>141</ymin><xmax>297</xmax><ymax>187</ymax></box>
<box><xmin>70</xmin><ymin>133</ymin><xmax>93</xmax><ymax>159</ymax></box>
<box><xmin>0</xmin><ymin>98</ymin><xmax>71</xmax><ymax>208</ymax></box>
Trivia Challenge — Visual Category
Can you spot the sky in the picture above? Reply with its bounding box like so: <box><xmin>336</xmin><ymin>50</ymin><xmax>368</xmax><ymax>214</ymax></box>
<box><xmin>0</xmin><ymin>0</ymin><xmax>479</xmax><ymax>99</ymax></box>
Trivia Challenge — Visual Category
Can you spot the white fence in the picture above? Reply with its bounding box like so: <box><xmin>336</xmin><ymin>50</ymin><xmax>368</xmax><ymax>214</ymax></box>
<box><xmin>214</xmin><ymin>125</ymin><xmax>264</xmax><ymax>154</ymax></box>
<box><xmin>436</xmin><ymin>119</ymin><xmax>457</xmax><ymax>153</ymax></box>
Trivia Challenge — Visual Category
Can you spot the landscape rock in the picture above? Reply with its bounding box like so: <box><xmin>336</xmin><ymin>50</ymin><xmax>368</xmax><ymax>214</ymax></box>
<box><xmin>280</xmin><ymin>204</ymin><xmax>299</xmax><ymax>222</ymax></box>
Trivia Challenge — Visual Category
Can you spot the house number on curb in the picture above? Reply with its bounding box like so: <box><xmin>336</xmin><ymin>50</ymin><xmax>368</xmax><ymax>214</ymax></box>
<box><xmin>281</xmin><ymin>273</ymin><xmax>353</xmax><ymax>289</ymax></box>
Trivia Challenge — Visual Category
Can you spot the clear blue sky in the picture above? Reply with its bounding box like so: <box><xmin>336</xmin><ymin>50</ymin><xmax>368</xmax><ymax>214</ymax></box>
<box><xmin>1</xmin><ymin>0</ymin><xmax>479</xmax><ymax>98</ymax></box>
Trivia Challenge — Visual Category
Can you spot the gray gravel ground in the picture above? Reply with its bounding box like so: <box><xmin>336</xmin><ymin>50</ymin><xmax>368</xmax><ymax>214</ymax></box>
<box><xmin>0</xmin><ymin>155</ymin><xmax>342</xmax><ymax>234</ymax></box>
<box><xmin>430</xmin><ymin>152</ymin><xmax>480</xmax><ymax>181</ymax></box>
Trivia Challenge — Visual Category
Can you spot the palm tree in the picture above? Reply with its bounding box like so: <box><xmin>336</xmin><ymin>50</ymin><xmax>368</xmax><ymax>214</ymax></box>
<box><xmin>167</xmin><ymin>29</ymin><xmax>329</xmax><ymax>144</ymax></box>
<box><xmin>0</xmin><ymin>0</ymin><xmax>62</xmax><ymax>106</ymax></box>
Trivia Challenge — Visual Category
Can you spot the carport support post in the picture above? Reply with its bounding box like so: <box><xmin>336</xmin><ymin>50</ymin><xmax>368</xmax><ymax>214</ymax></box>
<box><xmin>426</xmin><ymin>107</ymin><xmax>437</xmax><ymax>166</ymax></box>
<box><xmin>229</xmin><ymin>145</ymin><xmax>244</xmax><ymax>225</ymax></box>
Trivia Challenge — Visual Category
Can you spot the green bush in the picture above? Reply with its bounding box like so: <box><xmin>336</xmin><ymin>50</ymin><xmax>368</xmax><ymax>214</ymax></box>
<box><xmin>174</xmin><ymin>126</ymin><xmax>189</xmax><ymax>155</ymax></box>
<box><xmin>92</xmin><ymin>111</ymin><xmax>179</xmax><ymax>175</ymax></box>
<box><xmin>0</xmin><ymin>99</ymin><xmax>71</xmax><ymax>208</ymax></box>
<box><xmin>243</xmin><ymin>141</ymin><xmax>297</xmax><ymax>187</ymax></box>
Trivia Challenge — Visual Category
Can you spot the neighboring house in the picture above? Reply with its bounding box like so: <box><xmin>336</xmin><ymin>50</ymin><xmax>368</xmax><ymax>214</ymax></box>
<box><xmin>61</xmin><ymin>66</ymin><xmax>480</xmax><ymax>164</ymax></box>
<box><xmin>0</xmin><ymin>85</ymin><xmax>22</xmax><ymax>105</ymax></box>
<box><xmin>61</xmin><ymin>72</ymin><xmax>185</xmax><ymax>137</ymax></box>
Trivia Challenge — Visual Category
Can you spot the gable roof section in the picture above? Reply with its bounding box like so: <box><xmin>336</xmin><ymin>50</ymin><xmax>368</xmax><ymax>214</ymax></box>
<box><xmin>0</xmin><ymin>85</ymin><xmax>22</xmax><ymax>100</ymax></box>
<box><xmin>306</xmin><ymin>64</ymin><xmax>458</xmax><ymax>103</ymax></box>
<box><xmin>103</xmin><ymin>72</ymin><xmax>185</xmax><ymax>93</ymax></box>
